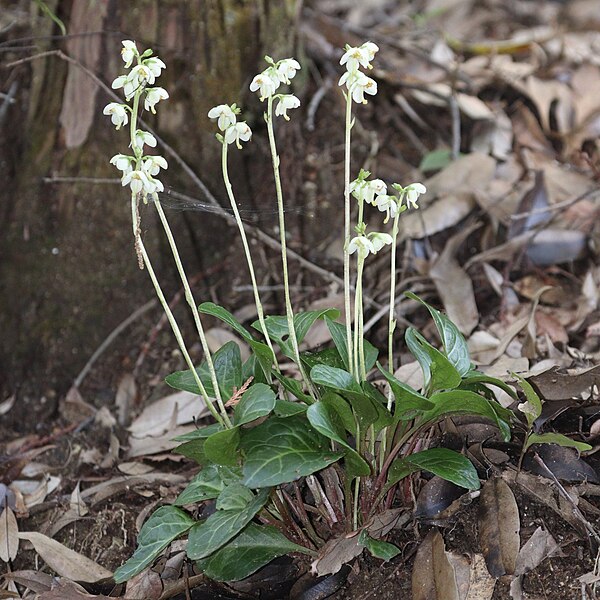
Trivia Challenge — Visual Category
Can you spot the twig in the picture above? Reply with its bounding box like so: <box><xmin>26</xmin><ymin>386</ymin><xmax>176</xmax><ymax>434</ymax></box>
<box><xmin>73</xmin><ymin>299</ymin><xmax>157</xmax><ymax>388</ymax></box>
<box><xmin>306</xmin><ymin>79</ymin><xmax>331</xmax><ymax>131</ymax></box>
<box><xmin>449</xmin><ymin>92</ymin><xmax>461</xmax><ymax>159</ymax></box>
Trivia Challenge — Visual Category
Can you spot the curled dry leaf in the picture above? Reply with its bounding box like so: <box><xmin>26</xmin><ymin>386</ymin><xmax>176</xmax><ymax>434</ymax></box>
<box><xmin>412</xmin><ymin>530</ymin><xmax>460</xmax><ymax>600</ymax></box>
<box><xmin>2</xmin><ymin>569</ymin><xmax>54</xmax><ymax>594</ymax></box>
<box><xmin>18</xmin><ymin>531</ymin><xmax>112</xmax><ymax>582</ymax></box>
<box><xmin>0</xmin><ymin>507</ymin><xmax>18</xmax><ymax>562</ymax></box>
<box><xmin>477</xmin><ymin>477</ymin><xmax>520</xmax><ymax>577</ymax></box>
<box><xmin>311</xmin><ymin>533</ymin><xmax>364</xmax><ymax>576</ymax></box>
<box><xmin>115</xmin><ymin>372</ymin><xmax>137</xmax><ymax>426</ymax></box>
<box><xmin>124</xmin><ymin>566</ymin><xmax>163</xmax><ymax>600</ymax></box>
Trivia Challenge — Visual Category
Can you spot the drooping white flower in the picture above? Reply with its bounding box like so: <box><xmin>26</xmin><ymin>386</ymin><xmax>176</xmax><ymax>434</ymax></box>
<box><xmin>275</xmin><ymin>94</ymin><xmax>300</xmax><ymax>121</ymax></box>
<box><xmin>103</xmin><ymin>102</ymin><xmax>129</xmax><ymax>129</ymax></box>
<box><xmin>122</xmin><ymin>169</ymin><xmax>156</xmax><ymax>196</ymax></box>
<box><xmin>121</xmin><ymin>40</ymin><xmax>138</xmax><ymax>68</ymax></box>
<box><xmin>276</xmin><ymin>58</ymin><xmax>301</xmax><ymax>84</ymax></box>
<box><xmin>142</xmin><ymin>155</ymin><xmax>168</xmax><ymax>177</ymax></box>
<box><xmin>144</xmin><ymin>87</ymin><xmax>169</xmax><ymax>114</ymax></box>
<box><xmin>224</xmin><ymin>122</ymin><xmax>252</xmax><ymax>149</ymax></box>
<box><xmin>144</xmin><ymin>56</ymin><xmax>166</xmax><ymax>79</ymax></box>
<box><xmin>129</xmin><ymin>64</ymin><xmax>155</xmax><ymax>88</ymax></box>
<box><xmin>363</xmin><ymin>179</ymin><xmax>387</xmax><ymax>205</ymax></box>
<box><xmin>404</xmin><ymin>183</ymin><xmax>426</xmax><ymax>209</ymax></box>
<box><xmin>133</xmin><ymin>130</ymin><xmax>157</xmax><ymax>150</ymax></box>
<box><xmin>348</xmin><ymin>71</ymin><xmax>377</xmax><ymax>104</ymax></box>
<box><xmin>112</xmin><ymin>72</ymin><xmax>140</xmax><ymax>100</ymax></box>
<box><xmin>340</xmin><ymin>42</ymin><xmax>378</xmax><ymax>72</ymax></box>
<box><xmin>348</xmin><ymin>235</ymin><xmax>375</xmax><ymax>257</ymax></box>
<box><xmin>110</xmin><ymin>153</ymin><xmax>134</xmax><ymax>174</ymax></box>
<box><xmin>208</xmin><ymin>104</ymin><xmax>237</xmax><ymax>131</ymax></box>
<box><xmin>375</xmin><ymin>194</ymin><xmax>400</xmax><ymax>222</ymax></box>
<box><xmin>249</xmin><ymin>71</ymin><xmax>280</xmax><ymax>100</ymax></box>
<box><xmin>368</xmin><ymin>232</ymin><xmax>393</xmax><ymax>253</ymax></box>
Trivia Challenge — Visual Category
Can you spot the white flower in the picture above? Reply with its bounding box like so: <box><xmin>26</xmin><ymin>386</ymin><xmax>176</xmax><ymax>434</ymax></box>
<box><xmin>349</xmin><ymin>71</ymin><xmax>377</xmax><ymax>104</ymax></box>
<box><xmin>121</xmin><ymin>40</ymin><xmax>138</xmax><ymax>68</ymax></box>
<box><xmin>404</xmin><ymin>183</ymin><xmax>426</xmax><ymax>209</ymax></box>
<box><xmin>144</xmin><ymin>57</ymin><xmax>166</xmax><ymax>79</ymax></box>
<box><xmin>110</xmin><ymin>153</ymin><xmax>134</xmax><ymax>174</ymax></box>
<box><xmin>275</xmin><ymin>94</ymin><xmax>300</xmax><ymax>121</ymax></box>
<box><xmin>224</xmin><ymin>122</ymin><xmax>252</xmax><ymax>149</ymax></box>
<box><xmin>375</xmin><ymin>195</ymin><xmax>400</xmax><ymax>222</ymax></box>
<box><xmin>208</xmin><ymin>104</ymin><xmax>237</xmax><ymax>131</ymax></box>
<box><xmin>249</xmin><ymin>71</ymin><xmax>280</xmax><ymax>100</ymax></box>
<box><xmin>133</xmin><ymin>130</ymin><xmax>157</xmax><ymax>150</ymax></box>
<box><xmin>340</xmin><ymin>42</ymin><xmax>378</xmax><ymax>72</ymax></box>
<box><xmin>122</xmin><ymin>169</ymin><xmax>156</xmax><ymax>196</ymax></box>
<box><xmin>348</xmin><ymin>235</ymin><xmax>375</xmax><ymax>257</ymax></box>
<box><xmin>144</xmin><ymin>87</ymin><xmax>169</xmax><ymax>114</ymax></box>
<box><xmin>103</xmin><ymin>102</ymin><xmax>129</xmax><ymax>129</ymax></box>
<box><xmin>368</xmin><ymin>232</ymin><xmax>393</xmax><ymax>252</ymax></box>
<box><xmin>364</xmin><ymin>179</ymin><xmax>386</xmax><ymax>204</ymax></box>
<box><xmin>142</xmin><ymin>155</ymin><xmax>168</xmax><ymax>176</ymax></box>
<box><xmin>112</xmin><ymin>70</ymin><xmax>145</xmax><ymax>100</ymax></box>
<box><xmin>276</xmin><ymin>58</ymin><xmax>301</xmax><ymax>84</ymax></box>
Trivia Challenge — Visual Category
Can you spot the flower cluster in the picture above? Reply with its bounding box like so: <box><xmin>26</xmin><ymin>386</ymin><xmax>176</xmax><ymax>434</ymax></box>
<box><xmin>339</xmin><ymin>42</ymin><xmax>379</xmax><ymax>104</ymax></box>
<box><xmin>103</xmin><ymin>40</ymin><xmax>169</xmax><ymax>201</ymax></box>
<box><xmin>249</xmin><ymin>56</ymin><xmax>301</xmax><ymax>120</ymax></box>
<box><xmin>348</xmin><ymin>231</ymin><xmax>393</xmax><ymax>258</ymax></box>
<box><xmin>208</xmin><ymin>104</ymin><xmax>252</xmax><ymax>149</ymax></box>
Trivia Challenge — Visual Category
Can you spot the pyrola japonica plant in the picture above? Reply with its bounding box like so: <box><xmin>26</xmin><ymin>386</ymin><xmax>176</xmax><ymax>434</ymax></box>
<box><xmin>104</xmin><ymin>39</ymin><xmax>524</xmax><ymax>584</ymax></box>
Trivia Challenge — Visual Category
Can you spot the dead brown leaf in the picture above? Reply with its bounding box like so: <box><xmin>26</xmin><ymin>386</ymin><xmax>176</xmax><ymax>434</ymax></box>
<box><xmin>115</xmin><ymin>373</ymin><xmax>137</xmax><ymax>427</ymax></box>
<box><xmin>0</xmin><ymin>507</ymin><xmax>18</xmax><ymax>562</ymax></box>
<box><xmin>478</xmin><ymin>477</ymin><xmax>520</xmax><ymax>577</ymax></box>
<box><xmin>18</xmin><ymin>531</ymin><xmax>112</xmax><ymax>582</ymax></box>
<box><xmin>310</xmin><ymin>533</ymin><xmax>364</xmax><ymax>576</ymax></box>
<box><xmin>412</xmin><ymin>530</ymin><xmax>460</xmax><ymax>600</ymax></box>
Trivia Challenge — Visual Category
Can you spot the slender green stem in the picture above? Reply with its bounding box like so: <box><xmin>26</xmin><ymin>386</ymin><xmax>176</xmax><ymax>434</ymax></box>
<box><xmin>352</xmin><ymin>476</ymin><xmax>360</xmax><ymax>530</ymax></box>
<box><xmin>221</xmin><ymin>142</ymin><xmax>280</xmax><ymax>373</ymax></box>
<box><xmin>343</xmin><ymin>95</ymin><xmax>354</xmax><ymax>377</ymax></box>
<box><xmin>353</xmin><ymin>254</ymin><xmax>366</xmax><ymax>381</ymax></box>
<box><xmin>129</xmin><ymin>195</ymin><xmax>225</xmax><ymax>427</ymax></box>
<box><xmin>387</xmin><ymin>211</ymin><xmax>401</xmax><ymax>411</ymax></box>
<box><xmin>265</xmin><ymin>96</ymin><xmax>316</xmax><ymax>401</ymax></box>
<box><xmin>154</xmin><ymin>201</ymin><xmax>232</xmax><ymax>427</ymax></box>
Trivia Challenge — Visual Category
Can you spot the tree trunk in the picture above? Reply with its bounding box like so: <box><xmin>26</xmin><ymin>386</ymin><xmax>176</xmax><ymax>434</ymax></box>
<box><xmin>0</xmin><ymin>0</ymin><xmax>297</xmax><ymax>415</ymax></box>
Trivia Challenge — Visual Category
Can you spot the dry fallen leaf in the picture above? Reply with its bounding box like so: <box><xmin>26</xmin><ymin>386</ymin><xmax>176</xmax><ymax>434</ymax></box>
<box><xmin>2</xmin><ymin>570</ymin><xmax>54</xmax><ymax>594</ymax></box>
<box><xmin>18</xmin><ymin>531</ymin><xmax>113</xmax><ymax>583</ymax></box>
<box><xmin>0</xmin><ymin>507</ymin><xmax>19</xmax><ymax>562</ymax></box>
<box><xmin>477</xmin><ymin>477</ymin><xmax>520</xmax><ymax>577</ymax></box>
<box><xmin>412</xmin><ymin>530</ymin><xmax>460</xmax><ymax>600</ymax></box>
<box><xmin>115</xmin><ymin>373</ymin><xmax>137</xmax><ymax>426</ymax></box>
<box><xmin>311</xmin><ymin>533</ymin><xmax>364</xmax><ymax>576</ymax></box>
<box><xmin>466</xmin><ymin>553</ymin><xmax>496</xmax><ymax>600</ymax></box>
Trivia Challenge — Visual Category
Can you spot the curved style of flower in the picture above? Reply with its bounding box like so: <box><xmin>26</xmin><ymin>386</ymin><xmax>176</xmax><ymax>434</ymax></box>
<box><xmin>133</xmin><ymin>130</ymin><xmax>157</xmax><ymax>150</ymax></box>
<box><xmin>103</xmin><ymin>103</ymin><xmax>129</xmax><ymax>129</ymax></box>
<box><xmin>348</xmin><ymin>235</ymin><xmax>375</xmax><ymax>257</ymax></box>
<box><xmin>110</xmin><ymin>153</ymin><xmax>134</xmax><ymax>174</ymax></box>
<box><xmin>144</xmin><ymin>87</ymin><xmax>169</xmax><ymax>114</ymax></box>
<box><xmin>368</xmin><ymin>231</ymin><xmax>393</xmax><ymax>252</ymax></box>
<box><xmin>275</xmin><ymin>94</ymin><xmax>300</xmax><ymax>121</ymax></box>
<box><xmin>276</xmin><ymin>58</ymin><xmax>301</xmax><ymax>84</ymax></box>
<box><xmin>142</xmin><ymin>155</ymin><xmax>168</xmax><ymax>177</ymax></box>
<box><xmin>224</xmin><ymin>122</ymin><xmax>252</xmax><ymax>149</ymax></box>
<box><xmin>144</xmin><ymin>57</ymin><xmax>166</xmax><ymax>79</ymax></box>
<box><xmin>122</xmin><ymin>169</ymin><xmax>160</xmax><ymax>196</ymax></box>
<box><xmin>375</xmin><ymin>194</ymin><xmax>401</xmax><ymax>222</ymax></box>
<box><xmin>208</xmin><ymin>104</ymin><xmax>237</xmax><ymax>131</ymax></box>
<box><xmin>121</xmin><ymin>40</ymin><xmax>138</xmax><ymax>68</ymax></box>
<box><xmin>249</xmin><ymin>71</ymin><xmax>280</xmax><ymax>101</ymax></box>
<box><xmin>340</xmin><ymin>41</ymin><xmax>379</xmax><ymax>72</ymax></box>
<box><xmin>404</xmin><ymin>183</ymin><xmax>427</xmax><ymax>209</ymax></box>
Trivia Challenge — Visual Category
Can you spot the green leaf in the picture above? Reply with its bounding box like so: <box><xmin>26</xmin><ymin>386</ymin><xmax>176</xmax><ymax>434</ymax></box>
<box><xmin>250</xmin><ymin>340</ymin><xmax>275</xmax><ymax>381</ymax></box>
<box><xmin>387</xmin><ymin>448</ymin><xmax>480</xmax><ymax>491</ymax></box>
<box><xmin>187</xmin><ymin>488</ymin><xmax>271</xmax><ymax>560</ymax></box>
<box><xmin>524</xmin><ymin>432</ymin><xmax>592</xmax><ymax>453</ymax></box>
<box><xmin>424</xmin><ymin>390</ymin><xmax>513</xmax><ymax>442</ymax></box>
<box><xmin>165</xmin><ymin>341</ymin><xmax>243</xmax><ymax>400</ymax></box>
<box><xmin>512</xmin><ymin>372</ymin><xmax>542</xmax><ymax>428</ymax></box>
<box><xmin>406</xmin><ymin>328</ymin><xmax>462</xmax><ymax>393</ymax></box>
<box><xmin>405</xmin><ymin>292</ymin><xmax>471</xmax><ymax>376</ymax></box>
<box><xmin>253</xmin><ymin>309</ymin><xmax>340</xmax><ymax>358</ymax></box>
<box><xmin>273</xmin><ymin>371</ymin><xmax>313</xmax><ymax>404</ymax></box>
<box><xmin>234</xmin><ymin>383</ymin><xmax>276</xmax><ymax>426</ymax></box>
<box><xmin>419</xmin><ymin>148</ymin><xmax>457</xmax><ymax>173</ymax></box>
<box><xmin>173</xmin><ymin>439</ymin><xmax>207</xmax><ymax>465</ymax></box>
<box><xmin>173</xmin><ymin>423</ymin><xmax>223</xmax><ymax>442</ymax></box>
<box><xmin>362</xmin><ymin>382</ymin><xmax>394</xmax><ymax>433</ymax></box>
<box><xmin>307</xmin><ymin>401</ymin><xmax>371</xmax><ymax>478</ymax></box>
<box><xmin>240</xmin><ymin>415</ymin><xmax>343</xmax><ymax>488</ymax></box>
<box><xmin>377</xmin><ymin>363</ymin><xmax>434</xmax><ymax>420</ymax></box>
<box><xmin>358</xmin><ymin>531</ymin><xmax>401</xmax><ymax>562</ymax></box>
<box><xmin>321</xmin><ymin>392</ymin><xmax>356</xmax><ymax>437</ymax></box>
<box><xmin>199</xmin><ymin>302</ymin><xmax>254</xmax><ymax>343</ymax></box>
<box><xmin>175</xmin><ymin>465</ymin><xmax>242</xmax><ymax>506</ymax></box>
<box><xmin>301</xmin><ymin>347</ymin><xmax>347</xmax><ymax>371</ymax></box>
<box><xmin>204</xmin><ymin>427</ymin><xmax>240</xmax><ymax>466</ymax></box>
<box><xmin>196</xmin><ymin>523</ymin><xmax>313</xmax><ymax>581</ymax></box>
<box><xmin>113</xmin><ymin>506</ymin><xmax>195</xmax><ymax>583</ymax></box>
<box><xmin>326</xmin><ymin>318</ymin><xmax>379</xmax><ymax>373</ymax></box>
<box><xmin>216</xmin><ymin>482</ymin><xmax>255</xmax><ymax>511</ymax></box>
<box><xmin>274</xmin><ymin>399</ymin><xmax>308</xmax><ymax>417</ymax></box>
<box><xmin>461</xmin><ymin>372</ymin><xmax>518</xmax><ymax>400</ymax></box>
<box><xmin>310</xmin><ymin>365</ymin><xmax>378</xmax><ymax>429</ymax></box>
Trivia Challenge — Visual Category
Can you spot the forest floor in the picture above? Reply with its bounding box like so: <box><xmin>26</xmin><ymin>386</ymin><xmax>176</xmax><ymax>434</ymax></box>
<box><xmin>3</xmin><ymin>0</ymin><xmax>600</xmax><ymax>598</ymax></box>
